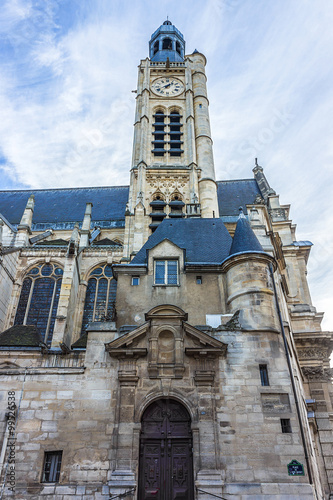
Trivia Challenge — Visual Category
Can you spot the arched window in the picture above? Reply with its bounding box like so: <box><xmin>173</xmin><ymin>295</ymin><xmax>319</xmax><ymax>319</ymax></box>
<box><xmin>169</xmin><ymin>111</ymin><xmax>183</xmax><ymax>156</ymax></box>
<box><xmin>169</xmin><ymin>193</ymin><xmax>185</xmax><ymax>218</ymax></box>
<box><xmin>152</xmin><ymin>110</ymin><xmax>166</xmax><ymax>157</ymax></box>
<box><xmin>149</xmin><ymin>194</ymin><xmax>167</xmax><ymax>233</ymax></box>
<box><xmin>153</xmin><ymin>41</ymin><xmax>159</xmax><ymax>55</ymax></box>
<box><xmin>176</xmin><ymin>41</ymin><xmax>181</xmax><ymax>55</ymax></box>
<box><xmin>162</xmin><ymin>37</ymin><xmax>172</xmax><ymax>50</ymax></box>
<box><xmin>81</xmin><ymin>264</ymin><xmax>117</xmax><ymax>333</ymax></box>
<box><xmin>14</xmin><ymin>263</ymin><xmax>63</xmax><ymax>345</ymax></box>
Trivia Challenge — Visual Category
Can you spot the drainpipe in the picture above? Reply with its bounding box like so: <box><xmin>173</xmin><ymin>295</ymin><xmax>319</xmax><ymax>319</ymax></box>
<box><xmin>269</xmin><ymin>263</ymin><xmax>313</xmax><ymax>485</ymax></box>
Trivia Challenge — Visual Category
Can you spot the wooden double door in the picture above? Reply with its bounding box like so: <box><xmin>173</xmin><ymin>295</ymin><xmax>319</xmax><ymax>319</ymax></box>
<box><xmin>138</xmin><ymin>399</ymin><xmax>194</xmax><ymax>500</ymax></box>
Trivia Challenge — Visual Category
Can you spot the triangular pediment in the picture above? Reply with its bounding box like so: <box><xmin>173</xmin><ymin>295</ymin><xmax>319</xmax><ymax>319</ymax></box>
<box><xmin>149</xmin><ymin>238</ymin><xmax>183</xmax><ymax>255</ymax></box>
<box><xmin>183</xmin><ymin>323</ymin><xmax>227</xmax><ymax>356</ymax></box>
<box><xmin>105</xmin><ymin>322</ymin><xmax>149</xmax><ymax>357</ymax></box>
<box><xmin>105</xmin><ymin>318</ymin><xmax>227</xmax><ymax>359</ymax></box>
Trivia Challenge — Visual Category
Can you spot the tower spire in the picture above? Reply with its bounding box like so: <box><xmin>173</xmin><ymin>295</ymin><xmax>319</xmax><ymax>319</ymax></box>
<box><xmin>149</xmin><ymin>20</ymin><xmax>185</xmax><ymax>62</ymax></box>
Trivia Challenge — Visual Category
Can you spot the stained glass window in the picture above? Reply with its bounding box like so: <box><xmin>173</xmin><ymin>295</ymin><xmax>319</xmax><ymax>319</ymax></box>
<box><xmin>14</xmin><ymin>263</ymin><xmax>63</xmax><ymax>345</ymax></box>
<box><xmin>81</xmin><ymin>264</ymin><xmax>117</xmax><ymax>333</ymax></box>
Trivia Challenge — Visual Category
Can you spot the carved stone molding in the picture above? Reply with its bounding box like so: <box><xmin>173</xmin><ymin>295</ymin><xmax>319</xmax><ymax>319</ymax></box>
<box><xmin>297</xmin><ymin>347</ymin><xmax>329</xmax><ymax>360</ymax></box>
<box><xmin>268</xmin><ymin>208</ymin><xmax>287</xmax><ymax>221</ymax></box>
<box><xmin>146</xmin><ymin>173</ymin><xmax>190</xmax><ymax>200</ymax></box>
<box><xmin>302</xmin><ymin>366</ymin><xmax>333</xmax><ymax>381</ymax></box>
<box><xmin>194</xmin><ymin>370</ymin><xmax>215</xmax><ymax>386</ymax></box>
<box><xmin>118</xmin><ymin>369</ymin><xmax>139</xmax><ymax>386</ymax></box>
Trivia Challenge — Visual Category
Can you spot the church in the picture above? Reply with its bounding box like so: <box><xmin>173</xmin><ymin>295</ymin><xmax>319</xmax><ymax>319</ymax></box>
<box><xmin>0</xmin><ymin>20</ymin><xmax>332</xmax><ymax>500</ymax></box>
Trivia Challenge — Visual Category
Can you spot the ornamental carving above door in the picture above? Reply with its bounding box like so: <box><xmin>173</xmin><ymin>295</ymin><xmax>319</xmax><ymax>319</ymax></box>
<box><xmin>138</xmin><ymin>399</ymin><xmax>194</xmax><ymax>500</ymax></box>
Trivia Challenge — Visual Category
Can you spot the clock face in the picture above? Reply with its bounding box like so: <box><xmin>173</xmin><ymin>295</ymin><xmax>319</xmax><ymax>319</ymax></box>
<box><xmin>151</xmin><ymin>77</ymin><xmax>184</xmax><ymax>97</ymax></box>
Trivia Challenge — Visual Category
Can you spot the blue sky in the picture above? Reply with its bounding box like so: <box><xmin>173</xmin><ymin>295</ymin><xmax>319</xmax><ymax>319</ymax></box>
<box><xmin>0</xmin><ymin>0</ymin><xmax>332</xmax><ymax>330</ymax></box>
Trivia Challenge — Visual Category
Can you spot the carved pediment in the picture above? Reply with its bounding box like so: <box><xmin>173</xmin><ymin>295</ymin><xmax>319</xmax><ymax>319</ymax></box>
<box><xmin>183</xmin><ymin>323</ymin><xmax>227</xmax><ymax>357</ymax></box>
<box><xmin>145</xmin><ymin>304</ymin><xmax>188</xmax><ymax>321</ymax></box>
<box><xmin>105</xmin><ymin>323</ymin><xmax>149</xmax><ymax>358</ymax></box>
<box><xmin>106</xmin><ymin>305</ymin><xmax>227</xmax><ymax>381</ymax></box>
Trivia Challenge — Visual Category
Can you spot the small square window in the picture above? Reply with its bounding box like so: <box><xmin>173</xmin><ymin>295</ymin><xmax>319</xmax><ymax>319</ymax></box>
<box><xmin>259</xmin><ymin>364</ymin><xmax>269</xmax><ymax>386</ymax></box>
<box><xmin>131</xmin><ymin>276</ymin><xmax>140</xmax><ymax>286</ymax></box>
<box><xmin>281</xmin><ymin>419</ymin><xmax>292</xmax><ymax>433</ymax></box>
<box><xmin>154</xmin><ymin>260</ymin><xmax>178</xmax><ymax>285</ymax></box>
<box><xmin>42</xmin><ymin>451</ymin><xmax>62</xmax><ymax>483</ymax></box>
<box><xmin>196</xmin><ymin>276</ymin><xmax>202</xmax><ymax>285</ymax></box>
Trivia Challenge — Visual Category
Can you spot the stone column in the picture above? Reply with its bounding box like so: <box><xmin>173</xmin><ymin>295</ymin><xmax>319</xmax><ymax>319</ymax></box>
<box><xmin>16</xmin><ymin>195</ymin><xmax>34</xmax><ymax>246</ymax></box>
<box><xmin>194</xmin><ymin>364</ymin><xmax>223</xmax><ymax>499</ymax></box>
<box><xmin>191</xmin><ymin>53</ymin><xmax>218</xmax><ymax>218</ymax></box>
<box><xmin>79</xmin><ymin>202</ymin><xmax>92</xmax><ymax>249</ymax></box>
<box><xmin>108</xmin><ymin>359</ymin><xmax>139</xmax><ymax>498</ymax></box>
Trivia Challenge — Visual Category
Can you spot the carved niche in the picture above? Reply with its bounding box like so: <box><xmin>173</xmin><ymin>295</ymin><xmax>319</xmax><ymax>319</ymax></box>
<box><xmin>105</xmin><ymin>305</ymin><xmax>227</xmax><ymax>381</ymax></box>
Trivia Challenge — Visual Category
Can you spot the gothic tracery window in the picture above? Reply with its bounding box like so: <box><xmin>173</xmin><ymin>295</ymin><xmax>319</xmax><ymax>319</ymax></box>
<box><xmin>14</xmin><ymin>263</ymin><xmax>63</xmax><ymax>345</ymax></box>
<box><xmin>81</xmin><ymin>264</ymin><xmax>117</xmax><ymax>333</ymax></box>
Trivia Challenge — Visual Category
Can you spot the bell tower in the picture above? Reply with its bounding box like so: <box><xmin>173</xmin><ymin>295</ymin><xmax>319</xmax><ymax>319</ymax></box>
<box><xmin>124</xmin><ymin>20</ymin><xmax>219</xmax><ymax>258</ymax></box>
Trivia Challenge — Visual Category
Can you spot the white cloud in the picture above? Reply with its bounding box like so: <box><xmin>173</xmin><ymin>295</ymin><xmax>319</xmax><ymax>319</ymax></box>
<box><xmin>0</xmin><ymin>0</ymin><xmax>332</xmax><ymax>329</ymax></box>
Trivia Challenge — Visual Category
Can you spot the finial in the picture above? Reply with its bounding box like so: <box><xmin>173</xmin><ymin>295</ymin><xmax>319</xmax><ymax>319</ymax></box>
<box><xmin>255</xmin><ymin>158</ymin><xmax>258</xmax><ymax>166</ymax></box>
<box><xmin>238</xmin><ymin>206</ymin><xmax>246</xmax><ymax>219</ymax></box>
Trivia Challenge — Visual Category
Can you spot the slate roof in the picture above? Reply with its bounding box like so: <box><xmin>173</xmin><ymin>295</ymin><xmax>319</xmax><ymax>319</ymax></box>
<box><xmin>0</xmin><ymin>325</ymin><xmax>44</xmax><ymax>347</ymax></box>
<box><xmin>0</xmin><ymin>178</ymin><xmax>262</xmax><ymax>230</ymax></box>
<box><xmin>217</xmin><ymin>179</ymin><xmax>261</xmax><ymax>219</ymax></box>
<box><xmin>131</xmin><ymin>218</ymin><xmax>232</xmax><ymax>265</ymax></box>
<box><xmin>71</xmin><ymin>332</ymin><xmax>88</xmax><ymax>349</ymax></box>
<box><xmin>0</xmin><ymin>186</ymin><xmax>129</xmax><ymax>230</ymax></box>
<box><xmin>93</xmin><ymin>238</ymin><xmax>122</xmax><ymax>246</ymax></box>
<box><xmin>229</xmin><ymin>213</ymin><xmax>264</xmax><ymax>256</ymax></box>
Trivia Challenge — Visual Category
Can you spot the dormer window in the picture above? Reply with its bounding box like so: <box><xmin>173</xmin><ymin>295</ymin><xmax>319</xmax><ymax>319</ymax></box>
<box><xmin>154</xmin><ymin>260</ymin><xmax>178</xmax><ymax>285</ymax></box>
<box><xmin>162</xmin><ymin>37</ymin><xmax>172</xmax><ymax>50</ymax></box>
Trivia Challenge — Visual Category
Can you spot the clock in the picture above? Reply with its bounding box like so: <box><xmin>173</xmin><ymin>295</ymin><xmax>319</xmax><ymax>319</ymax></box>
<box><xmin>151</xmin><ymin>77</ymin><xmax>184</xmax><ymax>97</ymax></box>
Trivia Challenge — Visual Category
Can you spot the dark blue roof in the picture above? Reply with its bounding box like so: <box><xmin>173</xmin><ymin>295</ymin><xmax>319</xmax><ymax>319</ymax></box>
<box><xmin>0</xmin><ymin>178</ymin><xmax>262</xmax><ymax>231</ymax></box>
<box><xmin>131</xmin><ymin>218</ymin><xmax>232</xmax><ymax>265</ymax></box>
<box><xmin>229</xmin><ymin>214</ymin><xmax>263</xmax><ymax>256</ymax></box>
<box><xmin>217</xmin><ymin>179</ymin><xmax>261</xmax><ymax>218</ymax></box>
<box><xmin>0</xmin><ymin>186</ymin><xmax>129</xmax><ymax>230</ymax></box>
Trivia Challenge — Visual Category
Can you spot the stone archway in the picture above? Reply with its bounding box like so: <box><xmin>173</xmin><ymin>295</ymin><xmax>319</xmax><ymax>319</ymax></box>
<box><xmin>138</xmin><ymin>399</ymin><xmax>194</xmax><ymax>500</ymax></box>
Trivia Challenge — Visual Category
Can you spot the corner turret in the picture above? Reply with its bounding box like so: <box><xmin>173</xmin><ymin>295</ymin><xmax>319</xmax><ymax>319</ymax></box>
<box><xmin>222</xmin><ymin>208</ymin><xmax>279</xmax><ymax>331</ymax></box>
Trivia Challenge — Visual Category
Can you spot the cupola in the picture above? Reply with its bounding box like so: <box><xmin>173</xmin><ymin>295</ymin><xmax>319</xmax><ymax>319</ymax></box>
<box><xmin>149</xmin><ymin>20</ymin><xmax>185</xmax><ymax>62</ymax></box>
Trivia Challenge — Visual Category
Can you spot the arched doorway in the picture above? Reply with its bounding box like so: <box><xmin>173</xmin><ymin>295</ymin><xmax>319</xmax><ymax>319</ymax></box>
<box><xmin>138</xmin><ymin>399</ymin><xmax>194</xmax><ymax>500</ymax></box>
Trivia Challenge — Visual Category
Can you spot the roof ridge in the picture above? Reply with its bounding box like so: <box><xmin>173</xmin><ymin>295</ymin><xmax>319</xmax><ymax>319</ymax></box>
<box><xmin>0</xmin><ymin>185</ymin><xmax>130</xmax><ymax>193</ymax></box>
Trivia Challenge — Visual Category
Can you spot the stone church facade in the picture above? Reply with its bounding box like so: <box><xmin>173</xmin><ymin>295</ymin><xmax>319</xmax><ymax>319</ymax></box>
<box><xmin>0</xmin><ymin>20</ymin><xmax>332</xmax><ymax>500</ymax></box>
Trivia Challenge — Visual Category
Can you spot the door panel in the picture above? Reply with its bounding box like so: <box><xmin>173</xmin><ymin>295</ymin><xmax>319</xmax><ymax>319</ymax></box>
<box><xmin>138</xmin><ymin>400</ymin><xmax>194</xmax><ymax>500</ymax></box>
